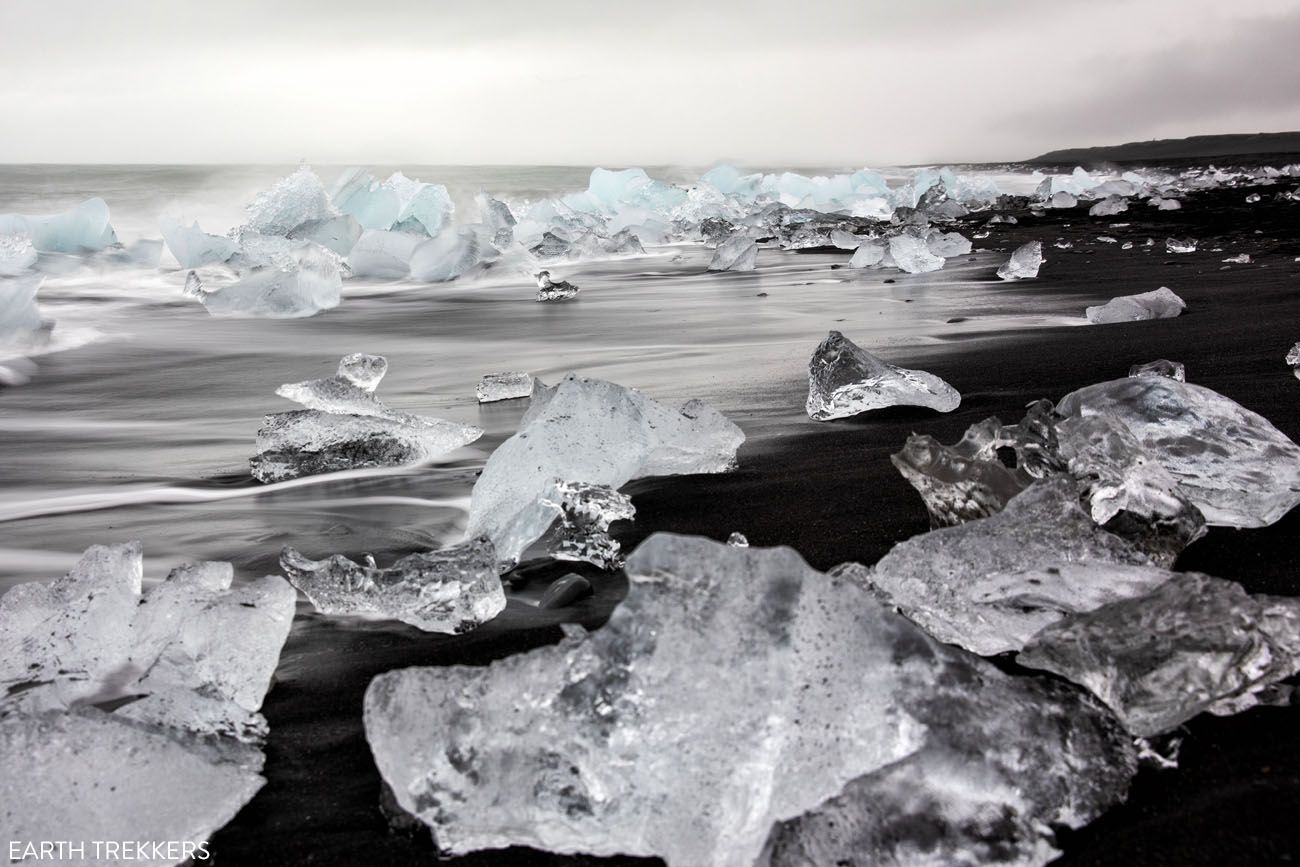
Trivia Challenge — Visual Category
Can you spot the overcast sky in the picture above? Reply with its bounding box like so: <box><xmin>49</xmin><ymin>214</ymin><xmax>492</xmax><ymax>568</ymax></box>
<box><xmin>2</xmin><ymin>0</ymin><xmax>1299</xmax><ymax>166</ymax></box>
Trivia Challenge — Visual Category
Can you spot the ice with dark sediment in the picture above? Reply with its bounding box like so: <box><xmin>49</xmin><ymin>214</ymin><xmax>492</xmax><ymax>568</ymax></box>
<box><xmin>347</xmin><ymin>230</ymin><xmax>424</xmax><ymax>278</ymax></box>
<box><xmin>1089</xmin><ymin>195</ymin><xmax>1130</xmax><ymax>217</ymax></box>
<box><xmin>0</xmin><ymin>198</ymin><xmax>118</xmax><ymax>253</ymax></box>
<box><xmin>887</xmin><ymin>232</ymin><xmax>944</xmax><ymax>273</ymax></box>
<box><xmin>997</xmin><ymin>240</ymin><xmax>1043</xmax><ymax>280</ymax></box>
<box><xmin>1019</xmin><ymin>571</ymin><xmax>1300</xmax><ymax>737</ymax></box>
<box><xmin>708</xmin><ymin>233</ymin><xmax>759</xmax><ymax>271</ymax></box>
<box><xmin>1085</xmin><ymin>286</ymin><xmax>1186</xmax><ymax>324</ymax></box>
<box><xmin>806</xmin><ymin>330</ymin><xmax>960</xmax><ymax>420</ymax></box>
<box><xmin>476</xmin><ymin>371</ymin><xmax>534</xmax><ymax>403</ymax></box>
<box><xmin>1129</xmin><ymin>359</ymin><xmax>1186</xmax><ymax>381</ymax></box>
<box><xmin>1057</xmin><ymin>376</ymin><xmax>1300</xmax><ymax>527</ymax></box>
<box><xmin>1</xmin><ymin>543</ymin><xmax>295</xmax><ymax>858</ymax></box>
<box><xmin>194</xmin><ymin>244</ymin><xmax>343</xmax><ymax>318</ymax></box>
<box><xmin>535</xmin><ymin>270</ymin><xmax>580</xmax><ymax>301</ymax></box>
<box><xmin>540</xmin><ymin>479</ymin><xmax>636</xmax><ymax>569</ymax></box>
<box><xmin>280</xmin><ymin>537</ymin><xmax>505</xmax><ymax>633</ymax></box>
<box><xmin>365</xmin><ymin>534</ymin><xmax>1136</xmax><ymax>867</ymax></box>
<box><xmin>1165</xmin><ymin>236</ymin><xmax>1197</xmax><ymax>253</ymax></box>
<box><xmin>464</xmin><ymin>374</ymin><xmax>744</xmax><ymax>567</ymax></box>
<box><xmin>847</xmin><ymin>238</ymin><xmax>886</xmax><ymax>268</ymax></box>
<box><xmin>250</xmin><ymin>354</ymin><xmax>482</xmax><ymax>482</ymax></box>
<box><xmin>0</xmin><ymin>234</ymin><xmax>38</xmax><ymax>275</ymax></box>
<box><xmin>160</xmin><ymin>217</ymin><xmax>240</xmax><ymax>268</ymax></box>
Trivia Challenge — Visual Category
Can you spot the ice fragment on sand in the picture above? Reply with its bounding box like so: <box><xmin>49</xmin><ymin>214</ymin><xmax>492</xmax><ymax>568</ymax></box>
<box><xmin>364</xmin><ymin>534</ymin><xmax>1134</xmax><ymax>867</ymax></box>
<box><xmin>997</xmin><ymin>241</ymin><xmax>1043</xmax><ymax>280</ymax></box>
<box><xmin>1057</xmin><ymin>376</ymin><xmax>1300</xmax><ymax>527</ymax></box>
<box><xmin>888</xmin><ymin>232</ymin><xmax>944</xmax><ymax>273</ymax></box>
<box><xmin>1019</xmin><ymin>571</ymin><xmax>1300</xmax><ymax>736</ymax></box>
<box><xmin>476</xmin><ymin>371</ymin><xmax>534</xmax><ymax>403</ymax></box>
<box><xmin>708</xmin><ymin>234</ymin><xmax>758</xmax><ymax>271</ymax></box>
<box><xmin>727</xmin><ymin>531</ymin><xmax>749</xmax><ymax>547</ymax></box>
<box><xmin>464</xmin><ymin>374</ymin><xmax>743</xmax><ymax>566</ymax></box>
<box><xmin>275</xmin><ymin>352</ymin><xmax>391</xmax><ymax>416</ymax></box>
<box><xmin>1287</xmin><ymin>343</ymin><xmax>1300</xmax><ymax>379</ymax></box>
<box><xmin>535</xmin><ymin>270</ymin><xmax>580</xmax><ymax>301</ymax></box>
<box><xmin>847</xmin><ymin>239</ymin><xmax>886</xmax><ymax>268</ymax></box>
<box><xmin>925</xmin><ymin>230</ymin><xmax>971</xmax><ymax>258</ymax></box>
<box><xmin>1165</xmin><ymin>236</ymin><xmax>1197</xmax><ymax>253</ymax></box>
<box><xmin>160</xmin><ymin>217</ymin><xmax>239</xmax><ymax>268</ymax></box>
<box><xmin>0</xmin><ymin>198</ymin><xmax>117</xmax><ymax>253</ymax></box>
<box><xmin>1150</xmin><ymin>196</ymin><xmax>1182</xmax><ymax>210</ymax></box>
<box><xmin>280</xmin><ymin>537</ymin><xmax>504</xmax><ymax>633</ymax></box>
<box><xmin>198</xmin><ymin>244</ymin><xmax>342</xmax><ymax>318</ymax></box>
<box><xmin>1089</xmin><ymin>195</ymin><xmax>1129</xmax><ymax>217</ymax></box>
<box><xmin>541</xmin><ymin>480</ymin><xmax>635</xmax><ymax>569</ymax></box>
<box><xmin>1049</xmin><ymin>191</ymin><xmax>1078</xmax><ymax>208</ymax></box>
<box><xmin>1129</xmin><ymin>359</ymin><xmax>1185</xmax><ymax>381</ymax></box>
<box><xmin>806</xmin><ymin>330</ymin><xmax>959</xmax><ymax>420</ymax></box>
<box><xmin>0</xmin><ymin>234</ymin><xmax>38</xmax><ymax>275</ymax></box>
<box><xmin>1222</xmin><ymin>253</ymin><xmax>1251</xmax><ymax>264</ymax></box>
<box><xmin>1085</xmin><ymin>287</ymin><xmax>1185</xmax><ymax>324</ymax></box>
<box><xmin>1246</xmin><ymin>192</ymin><xmax>1262</xmax><ymax>203</ymax></box>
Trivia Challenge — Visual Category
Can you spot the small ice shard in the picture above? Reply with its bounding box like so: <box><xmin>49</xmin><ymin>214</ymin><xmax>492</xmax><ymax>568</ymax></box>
<box><xmin>239</xmin><ymin>166</ymin><xmax>335</xmax><ymax>236</ymax></box>
<box><xmin>1097</xmin><ymin>235</ymin><xmax>1118</xmax><ymax>244</ymax></box>
<box><xmin>347</xmin><ymin>229</ymin><xmax>423</xmax><ymax>279</ymax></box>
<box><xmin>925</xmin><ymin>230</ymin><xmax>971</xmax><ymax>258</ymax></box>
<box><xmin>1128</xmin><ymin>359</ymin><xmax>1186</xmax><ymax>381</ymax></box>
<box><xmin>847</xmin><ymin>239</ymin><xmax>886</xmax><ymax>268</ymax></box>
<box><xmin>708</xmin><ymin>234</ymin><xmax>758</xmax><ymax>271</ymax></box>
<box><xmin>829</xmin><ymin>229</ymin><xmax>861</xmax><ymax>249</ymax></box>
<box><xmin>536</xmin><ymin>574</ymin><xmax>593</xmax><ymax>609</ymax></box>
<box><xmin>997</xmin><ymin>241</ymin><xmax>1043</xmax><ymax>280</ymax></box>
<box><xmin>1085</xmin><ymin>286</ymin><xmax>1186</xmax><ymax>324</ymax></box>
<box><xmin>1222</xmin><ymin>253</ymin><xmax>1252</xmax><ymax>264</ymax></box>
<box><xmin>280</xmin><ymin>537</ymin><xmax>505</xmax><ymax>633</ymax></box>
<box><xmin>1165</xmin><ymin>236</ymin><xmax>1197</xmax><ymax>253</ymax></box>
<box><xmin>541</xmin><ymin>480</ymin><xmax>635</xmax><ymax>569</ymax></box>
<box><xmin>1057</xmin><ymin>376</ymin><xmax>1300</xmax><ymax>527</ymax></box>
<box><xmin>410</xmin><ymin>226</ymin><xmax>496</xmax><ymax>282</ymax></box>
<box><xmin>464</xmin><ymin>374</ymin><xmax>744</xmax><ymax>567</ymax></box>
<box><xmin>476</xmin><ymin>371</ymin><xmax>534</xmax><ymax>403</ymax></box>
<box><xmin>887</xmin><ymin>233</ymin><xmax>945</xmax><ymax>273</ymax></box>
<box><xmin>0</xmin><ymin>198</ymin><xmax>117</xmax><ymax>253</ymax></box>
<box><xmin>160</xmin><ymin>217</ymin><xmax>240</xmax><ymax>268</ymax></box>
<box><xmin>1287</xmin><ymin>343</ymin><xmax>1300</xmax><ymax>379</ymax></box>
<box><xmin>1054</xmin><ymin>240</ymin><xmax>1073</xmax><ymax>249</ymax></box>
<box><xmin>252</xmin><ymin>355</ymin><xmax>481</xmax><ymax>482</ymax></box>
<box><xmin>365</xmin><ymin>533</ymin><xmax>1135</xmax><ymax>867</ymax></box>
<box><xmin>1246</xmin><ymin>192</ymin><xmax>1262</xmax><ymax>203</ymax></box>
<box><xmin>1049</xmin><ymin>191</ymin><xmax>1078</xmax><ymax>208</ymax></box>
<box><xmin>856</xmin><ymin>477</ymin><xmax>1167</xmax><ymax>655</ymax></box>
<box><xmin>1122</xmin><ymin>241</ymin><xmax>1134</xmax><ymax>249</ymax></box>
<box><xmin>1018</xmin><ymin>571</ymin><xmax>1300</xmax><ymax>737</ymax></box>
<box><xmin>806</xmin><ymin>330</ymin><xmax>960</xmax><ymax>420</ymax></box>
<box><xmin>199</xmin><ymin>244</ymin><xmax>342</xmax><ymax>319</ymax></box>
<box><xmin>0</xmin><ymin>233</ymin><xmax>38</xmax><ymax>275</ymax></box>
<box><xmin>726</xmin><ymin>531</ymin><xmax>749</xmax><ymax>547</ymax></box>
<box><xmin>1089</xmin><ymin>195</ymin><xmax>1130</xmax><ymax>217</ymax></box>
<box><xmin>535</xmin><ymin>270</ymin><xmax>580</xmax><ymax>301</ymax></box>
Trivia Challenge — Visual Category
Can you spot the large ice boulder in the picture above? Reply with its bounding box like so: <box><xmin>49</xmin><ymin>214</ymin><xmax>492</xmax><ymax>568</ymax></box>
<box><xmin>192</xmin><ymin>243</ymin><xmax>342</xmax><ymax>318</ymax></box>
<box><xmin>0</xmin><ymin>198</ymin><xmax>117</xmax><ymax>253</ymax></box>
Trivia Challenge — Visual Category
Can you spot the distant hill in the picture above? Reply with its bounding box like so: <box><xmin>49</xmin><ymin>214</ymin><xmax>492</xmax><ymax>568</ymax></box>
<box><xmin>1028</xmin><ymin>132</ymin><xmax>1300</xmax><ymax>165</ymax></box>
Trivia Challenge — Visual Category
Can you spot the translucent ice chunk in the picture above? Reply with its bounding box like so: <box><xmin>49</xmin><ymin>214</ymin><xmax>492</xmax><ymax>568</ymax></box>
<box><xmin>0</xmin><ymin>198</ymin><xmax>117</xmax><ymax>253</ymax></box>
<box><xmin>1049</xmin><ymin>191</ymin><xmax>1078</xmax><ymax>208</ymax></box>
<box><xmin>1085</xmin><ymin>286</ymin><xmax>1186</xmax><ymax>324</ymax></box>
<box><xmin>997</xmin><ymin>241</ymin><xmax>1043</xmax><ymax>280</ymax></box>
<box><xmin>925</xmin><ymin>230</ymin><xmax>971</xmax><ymax>258</ymax></box>
<box><xmin>887</xmin><ymin>233</ymin><xmax>945</xmax><ymax>273</ymax></box>
<box><xmin>281</xmin><ymin>537</ymin><xmax>504</xmax><ymax>633</ymax></box>
<box><xmin>240</xmin><ymin>166</ymin><xmax>335</xmax><ymax>236</ymax></box>
<box><xmin>1287</xmin><ymin>343</ymin><xmax>1300</xmax><ymax>379</ymax></box>
<box><xmin>159</xmin><ymin>217</ymin><xmax>239</xmax><ymax>268</ymax></box>
<box><xmin>477</xmin><ymin>193</ymin><xmax>517</xmax><ymax>246</ymax></box>
<box><xmin>275</xmin><ymin>352</ymin><xmax>391</xmax><ymax>415</ymax></box>
<box><xmin>726</xmin><ymin>531</ymin><xmax>749</xmax><ymax>546</ymax></box>
<box><xmin>365</xmin><ymin>533</ymin><xmax>1134</xmax><ymax>867</ymax></box>
<box><xmin>476</xmin><ymin>371</ymin><xmax>534</xmax><ymax>403</ymax></box>
<box><xmin>891</xmin><ymin>419</ymin><xmax>1027</xmax><ymax>527</ymax></box>
<box><xmin>1165</xmin><ymin>236</ymin><xmax>1197</xmax><ymax>253</ymax></box>
<box><xmin>541</xmin><ymin>480</ymin><xmax>635</xmax><ymax>569</ymax></box>
<box><xmin>0</xmin><ymin>275</ymin><xmax>44</xmax><ymax>340</ymax></box>
<box><xmin>1222</xmin><ymin>253</ymin><xmax>1252</xmax><ymax>264</ymax></box>
<box><xmin>708</xmin><ymin>234</ymin><xmax>758</xmax><ymax>271</ymax></box>
<box><xmin>386</xmin><ymin>171</ymin><xmax>454</xmax><ymax>236</ymax></box>
<box><xmin>1129</xmin><ymin>359</ymin><xmax>1185</xmax><ymax>381</ymax></box>
<box><xmin>464</xmin><ymin>374</ymin><xmax>744</xmax><ymax>566</ymax></box>
<box><xmin>829</xmin><ymin>229</ymin><xmax>861</xmax><ymax>249</ymax></box>
<box><xmin>199</xmin><ymin>244</ymin><xmax>342</xmax><ymax>319</ymax></box>
<box><xmin>1089</xmin><ymin>195</ymin><xmax>1129</xmax><ymax>217</ymax></box>
<box><xmin>1057</xmin><ymin>376</ymin><xmax>1300</xmax><ymax>527</ymax></box>
<box><xmin>331</xmin><ymin>168</ymin><xmax>401</xmax><ymax>230</ymax></box>
<box><xmin>857</xmin><ymin>477</ymin><xmax>1165</xmax><ymax>655</ymax></box>
<box><xmin>410</xmin><ymin>226</ymin><xmax>496</xmax><ymax>282</ymax></box>
<box><xmin>287</xmin><ymin>215</ymin><xmax>363</xmax><ymax>256</ymax></box>
<box><xmin>806</xmin><ymin>330</ymin><xmax>960</xmax><ymax>420</ymax></box>
<box><xmin>347</xmin><ymin>230</ymin><xmax>423</xmax><ymax>279</ymax></box>
<box><xmin>535</xmin><ymin>270</ymin><xmax>580</xmax><ymax>301</ymax></box>
<box><xmin>1019</xmin><ymin>571</ymin><xmax>1300</xmax><ymax>736</ymax></box>
<box><xmin>0</xmin><ymin>233</ymin><xmax>38</xmax><ymax>276</ymax></box>
<box><xmin>847</xmin><ymin>239</ymin><xmax>886</xmax><ymax>268</ymax></box>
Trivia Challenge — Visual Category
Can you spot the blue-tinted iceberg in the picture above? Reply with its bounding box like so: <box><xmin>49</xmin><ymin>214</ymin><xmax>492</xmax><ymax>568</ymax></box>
<box><xmin>0</xmin><ymin>198</ymin><xmax>117</xmax><ymax>253</ymax></box>
<box><xmin>160</xmin><ymin>217</ymin><xmax>239</xmax><ymax>268</ymax></box>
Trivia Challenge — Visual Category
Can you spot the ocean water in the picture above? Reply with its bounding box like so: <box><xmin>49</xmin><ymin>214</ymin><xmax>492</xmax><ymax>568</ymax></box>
<box><xmin>0</xmin><ymin>164</ymin><xmax>1071</xmax><ymax>589</ymax></box>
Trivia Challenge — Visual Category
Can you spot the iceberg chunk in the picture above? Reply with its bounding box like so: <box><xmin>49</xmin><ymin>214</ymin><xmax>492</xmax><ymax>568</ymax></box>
<box><xmin>1057</xmin><ymin>376</ymin><xmax>1300</xmax><ymax>527</ymax></box>
<box><xmin>239</xmin><ymin>166</ymin><xmax>335</xmax><ymax>236</ymax></box>
<box><xmin>0</xmin><ymin>274</ymin><xmax>44</xmax><ymax>340</ymax></box>
<box><xmin>1085</xmin><ymin>286</ymin><xmax>1186</xmax><ymax>324</ymax></box>
<box><xmin>280</xmin><ymin>537</ymin><xmax>504</xmax><ymax>633</ymax></box>
<box><xmin>535</xmin><ymin>270</ymin><xmax>580</xmax><ymax>302</ymax></box>
<box><xmin>1129</xmin><ymin>359</ymin><xmax>1186</xmax><ymax>381</ymax></box>
<box><xmin>0</xmin><ymin>233</ymin><xmax>38</xmax><ymax>275</ymax></box>
<box><xmin>829</xmin><ymin>228</ymin><xmax>861</xmax><ymax>249</ymax></box>
<box><xmin>707</xmin><ymin>234</ymin><xmax>758</xmax><ymax>271</ymax></box>
<box><xmin>199</xmin><ymin>244</ymin><xmax>342</xmax><ymax>318</ymax></box>
<box><xmin>1049</xmin><ymin>191</ymin><xmax>1078</xmax><ymax>209</ymax></box>
<box><xmin>887</xmin><ymin>233</ymin><xmax>945</xmax><ymax>273</ymax></box>
<box><xmin>331</xmin><ymin>168</ymin><xmax>402</xmax><ymax>230</ymax></box>
<box><xmin>287</xmin><ymin>214</ymin><xmax>363</xmax><ymax>256</ymax></box>
<box><xmin>410</xmin><ymin>226</ymin><xmax>496</xmax><ymax>282</ymax></box>
<box><xmin>1088</xmin><ymin>195</ymin><xmax>1129</xmax><ymax>217</ymax></box>
<box><xmin>364</xmin><ymin>533</ymin><xmax>1135</xmax><ymax>867</ymax></box>
<box><xmin>847</xmin><ymin>239</ymin><xmax>886</xmax><ymax>268</ymax></box>
<box><xmin>476</xmin><ymin>371</ymin><xmax>534</xmax><ymax>403</ymax></box>
<box><xmin>464</xmin><ymin>374</ymin><xmax>743</xmax><ymax>566</ymax></box>
<box><xmin>541</xmin><ymin>480</ymin><xmax>635</xmax><ymax>569</ymax></box>
<box><xmin>1019</xmin><ymin>571</ymin><xmax>1300</xmax><ymax>736</ymax></box>
<box><xmin>386</xmin><ymin>171</ymin><xmax>454</xmax><ymax>236</ymax></box>
<box><xmin>925</xmin><ymin>230</ymin><xmax>971</xmax><ymax>258</ymax></box>
<box><xmin>0</xmin><ymin>198</ymin><xmax>117</xmax><ymax>253</ymax></box>
<box><xmin>806</xmin><ymin>330</ymin><xmax>960</xmax><ymax>420</ymax></box>
<box><xmin>275</xmin><ymin>352</ymin><xmax>391</xmax><ymax>416</ymax></box>
<box><xmin>891</xmin><ymin>418</ymin><xmax>1028</xmax><ymax>527</ymax></box>
<box><xmin>1165</xmin><ymin>236</ymin><xmax>1197</xmax><ymax>253</ymax></box>
<box><xmin>160</xmin><ymin>217</ymin><xmax>239</xmax><ymax>268</ymax></box>
<box><xmin>347</xmin><ymin>229</ymin><xmax>423</xmax><ymax>279</ymax></box>
<box><xmin>997</xmin><ymin>241</ymin><xmax>1043</xmax><ymax>280</ymax></box>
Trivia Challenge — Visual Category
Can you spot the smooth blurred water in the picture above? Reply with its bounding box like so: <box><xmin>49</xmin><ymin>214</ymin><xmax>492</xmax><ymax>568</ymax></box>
<box><xmin>0</xmin><ymin>164</ymin><xmax>1070</xmax><ymax>589</ymax></box>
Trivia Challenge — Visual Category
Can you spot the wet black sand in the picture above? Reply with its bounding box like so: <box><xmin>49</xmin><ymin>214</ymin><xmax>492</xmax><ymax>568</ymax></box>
<box><xmin>212</xmin><ymin>182</ymin><xmax>1300</xmax><ymax>865</ymax></box>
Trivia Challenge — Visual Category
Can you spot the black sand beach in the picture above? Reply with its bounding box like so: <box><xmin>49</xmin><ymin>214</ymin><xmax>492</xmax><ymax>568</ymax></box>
<box><xmin>210</xmin><ymin>182</ymin><xmax>1300</xmax><ymax>865</ymax></box>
